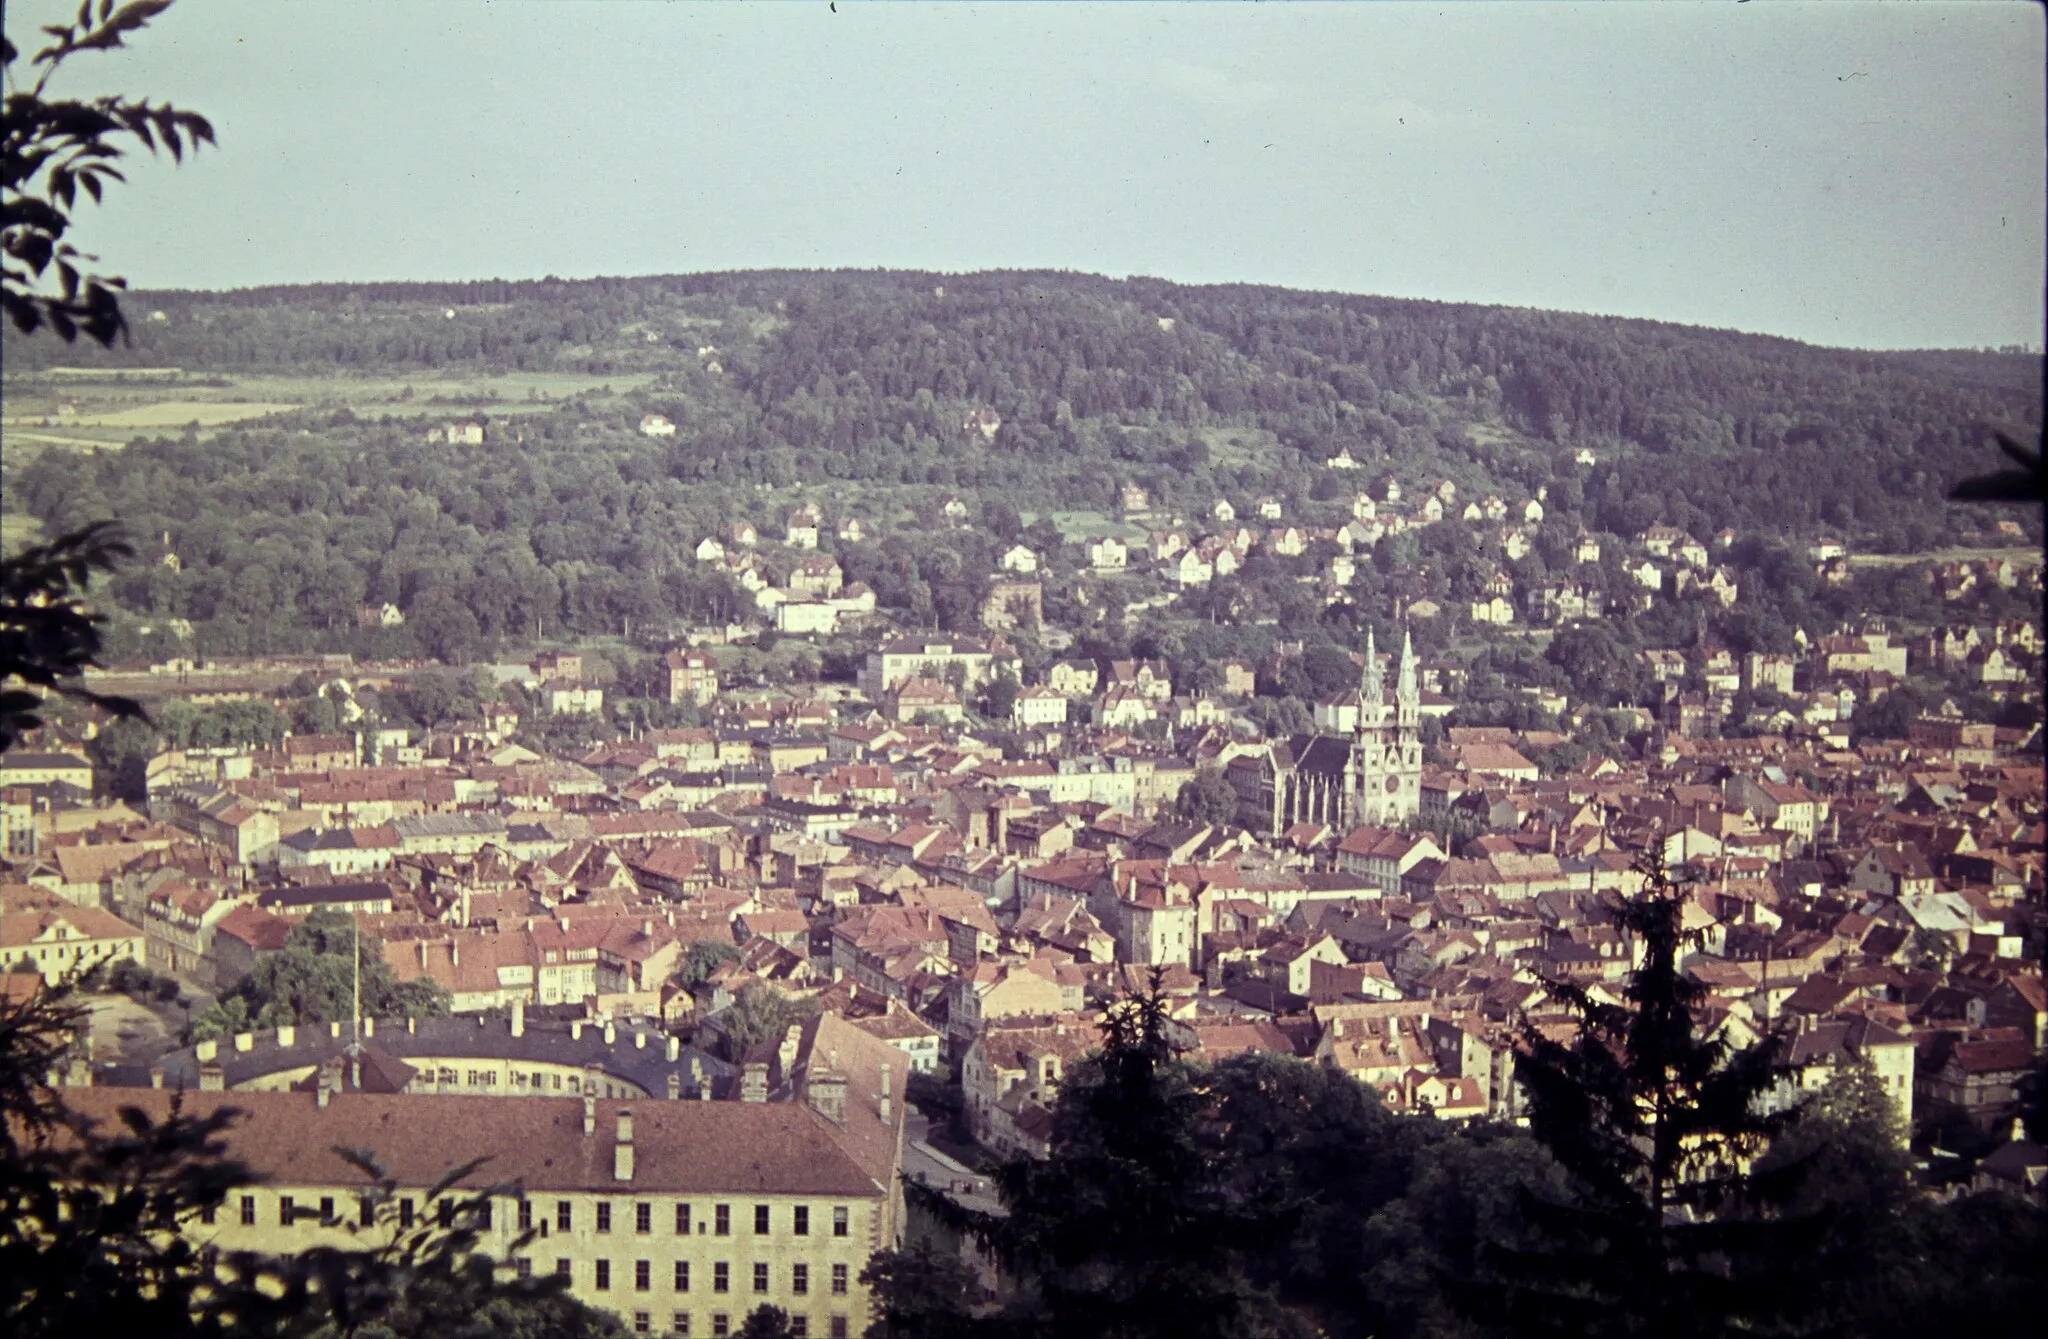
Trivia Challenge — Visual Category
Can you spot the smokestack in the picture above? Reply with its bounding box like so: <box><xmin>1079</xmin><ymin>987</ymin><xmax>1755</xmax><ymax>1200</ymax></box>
<box><xmin>667</xmin><ymin>1072</ymin><xmax>682</xmax><ymax>1100</ymax></box>
<box><xmin>879</xmin><ymin>1063</ymin><xmax>892</xmax><ymax>1124</ymax></box>
<box><xmin>603</xmin><ymin>1022</ymin><xmax>616</xmax><ymax>1045</ymax></box>
<box><xmin>635</xmin><ymin>1031</ymin><xmax>647</xmax><ymax>1050</ymax></box>
<box><xmin>742</xmin><ymin>1062</ymin><xmax>768</xmax><ymax>1103</ymax></box>
<box><xmin>583</xmin><ymin>1094</ymin><xmax>596</xmax><ymax>1136</ymax></box>
<box><xmin>511</xmin><ymin>997</ymin><xmax>525</xmax><ymax>1038</ymax></box>
<box><xmin>666</xmin><ymin>1035</ymin><xmax>680</xmax><ymax>1062</ymax></box>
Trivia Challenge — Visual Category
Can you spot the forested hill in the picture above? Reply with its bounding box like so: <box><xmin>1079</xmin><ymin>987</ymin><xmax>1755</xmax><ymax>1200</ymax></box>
<box><xmin>4</xmin><ymin>269</ymin><xmax>2039</xmax><ymax>661</ymax></box>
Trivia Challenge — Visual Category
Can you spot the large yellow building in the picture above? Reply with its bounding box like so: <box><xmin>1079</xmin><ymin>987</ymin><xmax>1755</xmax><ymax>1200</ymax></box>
<box><xmin>62</xmin><ymin>1013</ymin><xmax>907</xmax><ymax>1339</ymax></box>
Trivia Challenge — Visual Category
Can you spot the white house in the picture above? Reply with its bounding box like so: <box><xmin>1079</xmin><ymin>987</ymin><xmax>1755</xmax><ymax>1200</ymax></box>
<box><xmin>1087</xmin><ymin>536</ymin><xmax>1128</xmax><ymax>571</ymax></box>
<box><xmin>639</xmin><ymin>414</ymin><xmax>677</xmax><ymax>438</ymax></box>
<box><xmin>1001</xmin><ymin>544</ymin><xmax>1040</xmax><ymax>574</ymax></box>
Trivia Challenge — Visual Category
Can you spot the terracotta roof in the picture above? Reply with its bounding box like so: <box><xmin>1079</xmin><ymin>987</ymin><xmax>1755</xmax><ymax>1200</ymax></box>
<box><xmin>48</xmin><ymin>1088</ymin><xmax>889</xmax><ymax>1197</ymax></box>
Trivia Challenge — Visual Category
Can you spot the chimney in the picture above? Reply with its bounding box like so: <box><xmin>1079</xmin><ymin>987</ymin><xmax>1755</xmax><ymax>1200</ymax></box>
<box><xmin>603</xmin><ymin>1022</ymin><xmax>616</xmax><ymax>1045</ymax></box>
<box><xmin>233</xmin><ymin>1031</ymin><xmax>254</xmax><ymax>1053</ymax></box>
<box><xmin>277</xmin><ymin>1024</ymin><xmax>296</xmax><ymax>1048</ymax></box>
<box><xmin>317</xmin><ymin>1070</ymin><xmax>333</xmax><ymax>1109</ymax></box>
<box><xmin>742</xmin><ymin>1062</ymin><xmax>768</xmax><ymax>1103</ymax></box>
<box><xmin>642</xmin><ymin>919</ymin><xmax>653</xmax><ymax>937</ymax></box>
<box><xmin>666</xmin><ymin>1072</ymin><xmax>682</xmax><ymax>1100</ymax></box>
<box><xmin>363</xmin><ymin>1017</ymin><xmax>375</xmax><ymax>1038</ymax></box>
<box><xmin>582</xmin><ymin>1094</ymin><xmax>596</xmax><ymax>1136</ymax></box>
<box><xmin>419</xmin><ymin>941</ymin><xmax>429</xmax><ymax>968</ymax></box>
<box><xmin>330</xmin><ymin>1020</ymin><xmax>342</xmax><ymax>1038</ymax></box>
<box><xmin>407</xmin><ymin>1015</ymin><xmax>416</xmax><ymax>1034</ymax></box>
<box><xmin>511</xmin><ymin>997</ymin><xmax>525</xmax><ymax>1038</ymax></box>
<box><xmin>199</xmin><ymin>1059</ymin><xmax>225</xmax><ymax>1091</ymax></box>
<box><xmin>808</xmin><ymin>1072</ymin><xmax>847</xmax><ymax>1124</ymax></box>
<box><xmin>879</xmin><ymin>1063</ymin><xmax>893</xmax><ymax>1123</ymax></box>
<box><xmin>778</xmin><ymin>1024</ymin><xmax>802</xmax><ymax>1074</ymax></box>
<box><xmin>666</xmin><ymin>1035</ymin><xmax>680</xmax><ymax>1062</ymax></box>
<box><xmin>150</xmin><ymin>1066</ymin><xmax>165</xmax><ymax>1089</ymax></box>
<box><xmin>613</xmin><ymin>1109</ymin><xmax>635</xmax><ymax>1181</ymax></box>
<box><xmin>195</xmin><ymin>1038</ymin><xmax>219</xmax><ymax>1062</ymax></box>
<box><xmin>572</xmin><ymin>1021</ymin><xmax>583</xmax><ymax>1041</ymax></box>
<box><xmin>450</xmin><ymin>942</ymin><xmax>460</xmax><ymax>967</ymax></box>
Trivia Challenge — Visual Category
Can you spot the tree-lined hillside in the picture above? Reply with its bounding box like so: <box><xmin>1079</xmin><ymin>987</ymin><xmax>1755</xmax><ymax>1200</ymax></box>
<box><xmin>4</xmin><ymin>270</ymin><xmax>2038</xmax><ymax>663</ymax></box>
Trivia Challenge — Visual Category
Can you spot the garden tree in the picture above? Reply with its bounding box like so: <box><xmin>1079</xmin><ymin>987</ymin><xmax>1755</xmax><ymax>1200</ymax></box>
<box><xmin>0</xmin><ymin>522</ymin><xmax>144</xmax><ymax>750</ymax></box>
<box><xmin>0</xmin><ymin>980</ymin><xmax>624</xmax><ymax>1339</ymax></box>
<box><xmin>977</xmin><ymin>670</ymin><xmax>1019</xmax><ymax>721</ymax></box>
<box><xmin>1474</xmin><ymin>855</ymin><xmax>1826</xmax><ymax>1339</ymax></box>
<box><xmin>859</xmin><ymin>1241</ymin><xmax>985</xmax><ymax>1339</ymax></box>
<box><xmin>735</xmin><ymin>1304</ymin><xmax>799</xmax><ymax>1339</ymax></box>
<box><xmin>194</xmin><ymin>910</ymin><xmax>450</xmax><ymax>1037</ymax></box>
<box><xmin>3</xmin><ymin>0</ymin><xmax>215</xmax><ymax>344</ymax></box>
<box><xmin>720</xmin><ymin>982</ymin><xmax>819</xmax><ymax>1061</ymax></box>
<box><xmin>398</xmin><ymin>666</ymin><xmax>485</xmax><ymax>730</ymax></box>
<box><xmin>1175</xmin><ymin>768</ymin><xmax>1239</xmax><ymax>827</ymax></box>
<box><xmin>674</xmin><ymin>940</ymin><xmax>739</xmax><ymax>989</ymax></box>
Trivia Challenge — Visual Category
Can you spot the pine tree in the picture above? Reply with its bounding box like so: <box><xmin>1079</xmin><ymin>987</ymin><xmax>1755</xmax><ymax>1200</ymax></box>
<box><xmin>1479</xmin><ymin>853</ymin><xmax>1827</xmax><ymax>1339</ymax></box>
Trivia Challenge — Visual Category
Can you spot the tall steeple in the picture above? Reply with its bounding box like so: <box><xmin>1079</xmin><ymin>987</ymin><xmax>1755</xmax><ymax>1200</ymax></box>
<box><xmin>1361</xmin><ymin>626</ymin><xmax>1383</xmax><ymax>714</ymax></box>
<box><xmin>1398</xmin><ymin>626</ymin><xmax>1418</xmax><ymax>703</ymax></box>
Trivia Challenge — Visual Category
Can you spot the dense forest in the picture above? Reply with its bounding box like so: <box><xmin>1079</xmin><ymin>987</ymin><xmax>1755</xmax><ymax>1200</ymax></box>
<box><xmin>5</xmin><ymin>270</ymin><xmax>2039</xmax><ymax>669</ymax></box>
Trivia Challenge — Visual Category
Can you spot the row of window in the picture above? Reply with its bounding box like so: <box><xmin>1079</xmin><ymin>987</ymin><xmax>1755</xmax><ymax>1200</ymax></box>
<box><xmin>541</xmin><ymin>1200</ymin><xmax>850</xmax><ymax>1238</ymax></box>
<box><xmin>527</xmin><ymin>1257</ymin><xmax>849</xmax><ymax>1297</ymax></box>
<box><xmin>629</xmin><ymin>1310</ymin><xmax>849</xmax><ymax>1337</ymax></box>
<box><xmin>206</xmin><ymin>1195</ymin><xmax>852</xmax><ymax>1239</ymax></box>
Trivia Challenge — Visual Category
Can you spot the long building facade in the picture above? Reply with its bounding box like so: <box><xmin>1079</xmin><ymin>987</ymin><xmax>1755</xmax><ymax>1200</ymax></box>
<box><xmin>1229</xmin><ymin>628</ymin><xmax>1423</xmax><ymax>835</ymax></box>
<box><xmin>56</xmin><ymin>1013</ymin><xmax>905</xmax><ymax>1339</ymax></box>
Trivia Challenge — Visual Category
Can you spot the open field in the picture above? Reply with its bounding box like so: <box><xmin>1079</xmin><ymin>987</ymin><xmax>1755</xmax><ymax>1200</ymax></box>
<box><xmin>0</xmin><ymin>368</ymin><xmax>660</xmax><ymax>447</ymax></box>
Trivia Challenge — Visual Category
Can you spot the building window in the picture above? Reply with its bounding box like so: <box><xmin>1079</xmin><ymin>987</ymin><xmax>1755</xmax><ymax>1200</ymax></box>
<box><xmin>533</xmin><ymin>1071</ymin><xmax>545</xmax><ymax>1088</ymax></box>
<box><xmin>752</xmin><ymin>1262</ymin><xmax>768</xmax><ymax>1294</ymax></box>
<box><xmin>829</xmin><ymin>1318</ymin><xmax>848</xmax><ymax>1339</ymax></box>
<box><xmin>792</xmin><ymin>1206</ymin><xmax>808</xmax><ymax>1237</ymax></box>
<box><xmin>671</xmin><ymin>1313</ymin><xmax>691</xmax><ymax>1336</ymax></box>
<box><xmin>634</xmin><ymin>1312</ymin><xmax>651</xmax><ymax>1334</ymax></box>
<box><xmin>753</xmin><ymin>1204</ymin><xmax>770</xmax><ymax>1235</ymax></box>
<box><xmin>674</xmin><ymin>1261</ymin><xmax>690</xmax><ymax>1292</ymax></box>
<box><xmin>477</xmin><ymin>1199</ymin><xmax>492</xmax><ymax>1229</ymax></box>
<box><xmin>714</xmin><ymin>1204</ymin><xmax>730</xmax><ymax>1236</ymax></box>
<box><xmin>279</xmin><ymin>1195</ymin><xmax>295</xmax><ymax>1226</ymax></box>
<box><xmin>636</xmin><ymin>1259</ymin><xmax>651</xmax><ymax>1292</ymax></box>
<box><xmin>713</xmin><ymin>1262</ymin><xmax>729</xmax><ymax>1294</ymax></box>
<box><xmin>401</xmin><ymin>1198</ymin><xmax>416</xmax><ymax>1228</ymax></box>
<box><xmin>637</xmin><ymin>1201</ymin><xmax>653</xmax><ymax>1234</ymax></box>
<box><xmin>556</xmin><ymin>1259</ymin><xmax>572</xmax><ymax>1279</ymax></box>
<box><xmin>199</xmin><ymin>1202</ymin><xmax>216</xmax><ymax>1225</ymax></box>
<box><xmin>676</xmin><ymin>1202</ymin><xmax>692</xmax><ymax>1235</ymax></box>
<box><xmin>792</xmin><ymin>1263</ymin><xmax>809</xmax><ymax>1295</ymax></box>
<box><xmin>830</xmin><ymin>1264</ymin><xmax>848</xmax><ymax>1295</ymax></box>
<box><xmin>712</xmin><ymin>1317</ymin><xmax>730</xmax><ymax>1338</ymax></box>
<box><xmin>595</xmin><ymin>1260</ymin><xmax>611</xmax><ymax>1291</ymax></box>
<box><xmin>241</xmin><ymin>1195</ymin><xmax>257</xmax><ymax>1226</ymax></box>
<box><xmin>360</xmin><ymin>1197</ymin><xmax>376</xmax><ymax>1228</ymax></box>
<box><xmin>518</xmin><ymin>1199</ymin><xmax>533</xmax><ymax>1231</ymax></box>
<box><xmin>597</xmin><ymin>1202</ymin><xmax>612</xmax><ymax>1233</ymax></box>
<box><xmin>832</xmin><ymin>1206</ymin><xmax>849</xmax><ymax>1238</ymax></box>
<box><xmin>319</xmin><ymin>1196</ymin><xmax>336</xmax><ymax>1224</ymax></box>
<box><xmin>790</xmin><ymin>1318</ymin><xmax>808</xmax><ymax>1339</ymax></box>
<box><xmin>558</xmin><ymin>1201</ymin><xmax>573</xmax><ymax>1232</ymax></box>
<box><xmin>437</xmin><ymin>1201</ymin><xmax>454</xmax><ymax>1228</ymax></box>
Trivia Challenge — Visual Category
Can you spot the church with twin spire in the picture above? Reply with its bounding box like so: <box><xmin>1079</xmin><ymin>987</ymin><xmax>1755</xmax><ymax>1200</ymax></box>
<box><xmin>1227</xmin><ymin>627</ymin><xmax>1424</xmax><ymax>835</ymax></box>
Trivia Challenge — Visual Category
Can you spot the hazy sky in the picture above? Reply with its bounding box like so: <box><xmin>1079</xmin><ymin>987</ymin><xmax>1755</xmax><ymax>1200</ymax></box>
<box><xmin>10</xmin><ymin>0</ymin><xmax>2043</xmax><ymax>350</ymax></box>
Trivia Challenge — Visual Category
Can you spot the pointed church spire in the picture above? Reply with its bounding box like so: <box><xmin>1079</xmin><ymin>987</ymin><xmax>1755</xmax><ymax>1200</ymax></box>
<box><xmin>1398</xmin><ymin>626</ymin><xmax>1418</xmax><ymax>701</ymax></box>
<box><xmin>1362</xmin><ymin>626</ymin><xmax>1383</xmax><ymax>706</ymax></box>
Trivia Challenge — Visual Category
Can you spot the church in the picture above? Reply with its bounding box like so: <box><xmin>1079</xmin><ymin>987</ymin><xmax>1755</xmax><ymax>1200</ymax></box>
<box><xmin>1228</xmin><ymin>628</ymin><xmax>1424</xmax><ymax>835</ymax></box>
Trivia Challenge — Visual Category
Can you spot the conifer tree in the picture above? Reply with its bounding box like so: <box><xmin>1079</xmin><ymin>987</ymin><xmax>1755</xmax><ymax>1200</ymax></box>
<box><xmin>1480</xmin><ymin>853</ymin><xmax>1826</xmax><ymax>1339</ymax></box>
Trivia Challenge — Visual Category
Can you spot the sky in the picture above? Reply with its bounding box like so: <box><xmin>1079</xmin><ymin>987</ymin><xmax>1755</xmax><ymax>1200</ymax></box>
<box><xmin>8</xmin><ymin>0</ymin><xmax>2044</xmax><ymax>351</ymax></box>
